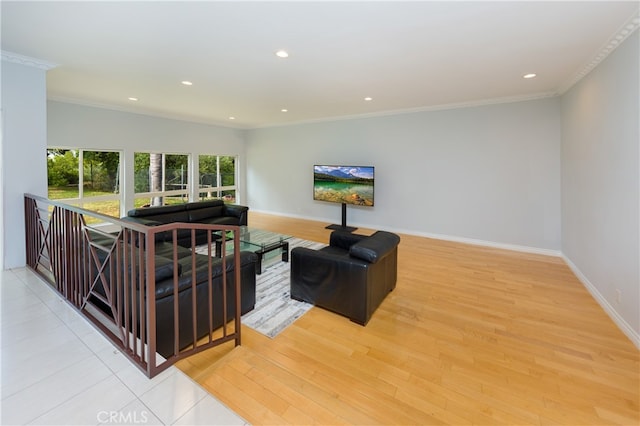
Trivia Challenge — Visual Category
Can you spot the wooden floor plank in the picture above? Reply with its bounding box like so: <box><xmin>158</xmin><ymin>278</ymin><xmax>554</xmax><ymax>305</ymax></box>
<box><xmin>175</xmin><ymin>212</ymin><xmax>639</xmax><ymax>425</ymax></box>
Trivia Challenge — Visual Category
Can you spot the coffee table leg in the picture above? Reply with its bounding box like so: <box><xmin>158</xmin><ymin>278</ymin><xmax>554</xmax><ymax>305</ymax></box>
<box><xmin>253</xmin><ymin>240</ymin><xmax>289</xmax><ymax>274</ymax></box>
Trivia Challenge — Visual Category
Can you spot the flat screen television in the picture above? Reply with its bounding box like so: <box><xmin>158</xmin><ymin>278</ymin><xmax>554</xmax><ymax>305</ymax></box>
<box><xmin>313</xmin><ymin>165</ymin><xmax>374</xmax><ymax>231</ymax></box>
<box><xmin>313</xmin><ymin>165</ymin><xmax>375</xmax><ymax>206</ymax></box>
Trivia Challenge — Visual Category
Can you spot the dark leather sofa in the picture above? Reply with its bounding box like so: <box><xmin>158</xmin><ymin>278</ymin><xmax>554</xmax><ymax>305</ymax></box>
<box><xmin>290</xmin><ymin>230</ymin><xmax>400</xmax><ymax>325</ymax></box>
<box><xmin>124</xmin><ymin>200</ymin><xmax>249</xmax><ymax>247</ymax></box>
<box><xmin>151</xmin><ymin>243</ymin><xmax>256</xmax><ymax>358</ymax></box>
<box><xmin>90</xmin><ymin>220</ymin><xmax>257</xmax><ymax>359</ymax></box>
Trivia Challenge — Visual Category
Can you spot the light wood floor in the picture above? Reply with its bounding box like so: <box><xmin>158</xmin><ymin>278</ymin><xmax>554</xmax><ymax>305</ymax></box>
<box><xmin>176</xmin><ymin>212</ymin><xmax>639</xmax><ymax>425</ymax></box>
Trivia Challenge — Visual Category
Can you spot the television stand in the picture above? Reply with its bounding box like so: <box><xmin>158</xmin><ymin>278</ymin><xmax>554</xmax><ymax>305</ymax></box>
<box><xmin>325</xmin><ymin>203</ymin><xmax>357</xmax><ymax>233</ymax></box>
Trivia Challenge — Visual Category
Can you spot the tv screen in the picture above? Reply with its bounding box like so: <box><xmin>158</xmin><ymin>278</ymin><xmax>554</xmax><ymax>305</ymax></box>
<box><xmin>313</xmin><ymin>165</ymin><xmax>374</xmax><ymax>206</ymax></box>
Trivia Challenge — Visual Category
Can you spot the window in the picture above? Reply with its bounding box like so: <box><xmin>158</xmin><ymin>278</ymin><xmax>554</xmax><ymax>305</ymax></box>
<box><xmin>47</xmin><ymin>148</ymin><xmax>121</xmax><ymax>217</ymax></box>
<box><xmin>47</xmin><ymin>149</ymin><xmax>239</xmax><ymax>214</ymax></box>
<box><xmin>198</xmin><ymin>155</ymin><xmax>237</xmax><ymax>203</ymax></box>
<box><xmin>134</xmin><ymin>152</ymin><xmax>190</xmax><ymax>207</ymax></box>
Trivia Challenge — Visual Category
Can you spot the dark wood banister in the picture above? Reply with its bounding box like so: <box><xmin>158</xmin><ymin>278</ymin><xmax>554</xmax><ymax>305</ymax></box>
<box><xmin>24</xmin><ymin>193</ymin><xmax>243</xmax><ymax>378</ymax></box>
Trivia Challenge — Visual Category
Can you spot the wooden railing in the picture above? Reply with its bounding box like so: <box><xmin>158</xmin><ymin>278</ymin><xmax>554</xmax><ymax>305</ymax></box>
<box><xmin>24</xmin><ymin>193</ymin><xmax>243</xmax><ymax>378</ymax></box>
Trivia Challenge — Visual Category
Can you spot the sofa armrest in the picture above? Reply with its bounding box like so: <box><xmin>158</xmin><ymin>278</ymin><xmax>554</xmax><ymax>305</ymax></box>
<box><xmin>349</xmin><ymin>231</ymin><xmax>400</xmax><ymax>263</ymax></box>
<box><xmin>329</xmin><ymin>231</ymin><xmax>367</xmax><ymax>251</ymax></box>
<box><xmin>223</xmin><ymin>204</ymin><xmax>249</xmax><ymax>226</ymax></box>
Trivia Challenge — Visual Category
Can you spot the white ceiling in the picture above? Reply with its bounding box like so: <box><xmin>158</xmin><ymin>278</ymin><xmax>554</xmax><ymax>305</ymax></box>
<box><xmin>2</xmin><ymin>1</ymin><xmax>638</xmax><ymax>129</ymax></box>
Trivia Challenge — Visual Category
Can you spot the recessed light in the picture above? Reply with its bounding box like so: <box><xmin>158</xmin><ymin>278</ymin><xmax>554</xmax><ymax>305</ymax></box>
<box><xmin>229</xmin><ymin>116</ymin><xmax>236</xmax><ymax>120</ymax></box>
<box><xmin>181</xmin><ymin>81</ymin><xmax>193</xmax><ymax>86</ymax></box>
<box><xmin>128</xmin><ymin>97</ymin><xmax>138</xmax><ymax>101</ymax></box>
<box><xmin>523</xmin><ymin>73</ymin><xmax>537</xmax><ymax>79</ymax></box>
<box><xmin>275</xmin><ymin>50</ymin><xmax>289</xmax><ymax>58</ymax></box>
<box><xmin>281</xmin><ymin>109</ymin><xmax>288</xmax><ymax>113</ymax></box>
<box><xmin>364</xmin><ymin>97</ymin><xmax>373</xmax><ymax>101</ymax></box>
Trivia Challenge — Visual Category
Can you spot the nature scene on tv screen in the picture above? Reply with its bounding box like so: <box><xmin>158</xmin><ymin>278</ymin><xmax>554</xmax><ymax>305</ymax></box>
<box><xmin>313</xmin><ymin>165</ymin><xmax>374</xmax><ymax>206</ymax></box>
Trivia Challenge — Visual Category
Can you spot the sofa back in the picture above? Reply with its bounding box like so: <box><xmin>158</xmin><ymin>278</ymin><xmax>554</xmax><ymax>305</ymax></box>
<box><xmin>127</xmin><ymin>200</ymin><xmax>229</xmax><ymax>226</ymax></box>
<box><xmin>127</xmin><ymin>203</ymin><xmax>190</xmax><ymax>223</ymax></box>
<box><xmin>187</xmin><ymin>200</ymin><xmax>225</xmax><ymax>222</ymax></box>
<box><xmin>127</xmin><ymin>200</ymin><xmax>228</xmax><ymax>224</ymax></box>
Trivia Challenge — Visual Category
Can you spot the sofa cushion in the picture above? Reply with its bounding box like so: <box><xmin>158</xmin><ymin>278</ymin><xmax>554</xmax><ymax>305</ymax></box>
<box><xmin>153</xmin><ymin>256</ymin><xmax>181</xmax><ymax>282</ymax></box>
<box><xmin>185</xmin><ymin>200</ymin><xmax>224</xmax><ymax>210</ymax></box>
<box><xmin>204</xmin><ymin>216</ymin><xmax>239</xmax><ymax>226</ymax></box>
<box><xmin>127</xmin><ymin>203</ymin><xmax>186</xmax><ymax>218</ymax></box>
<box><xmin>154</xmin><ymin>251</ymin><xmax>257</xmax><ymax>301</ymax></box>
<box><xmin>120</xmin><ymin>216</ymin><xmax>163</xmax><ymax>227</ymax></box>
<box><xmin>155</xmin><ymin>242</ymin><xmax>192</xmax><ymax>260</ymax></box>
<box><xmin>152</xmin><ymin>211</ymin><xmax>191</xmax><ymax>224</ymax></box>
<box><xmin>188</xmin><ymin>205</ymin><xmax>224</xmax><ymax>222</ymax></box>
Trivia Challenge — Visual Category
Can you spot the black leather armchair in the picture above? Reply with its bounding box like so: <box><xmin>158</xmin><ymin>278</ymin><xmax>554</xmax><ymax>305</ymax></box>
<box><xmin>290</xmin><ymin>230</ymin><xmax>400</xmax><ymax>325</ymax></box>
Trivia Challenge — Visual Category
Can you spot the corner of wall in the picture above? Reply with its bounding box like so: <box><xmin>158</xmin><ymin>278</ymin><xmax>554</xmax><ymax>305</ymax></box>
<box><xmin>562</xmin><ymin>254</ymin><xmax>640</xmax><ymax>349</ymax></box>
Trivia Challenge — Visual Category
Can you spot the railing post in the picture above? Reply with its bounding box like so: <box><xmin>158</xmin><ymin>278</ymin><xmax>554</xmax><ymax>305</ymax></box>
<box><xmin>234</xmin><ymin>235</ymin><xmax>242</xmax><ymax>346</ymax></box>
<box><xmin>146</xmin><ymin>229</ymin><xmax>157</xmax><ymax>377</ymax></box>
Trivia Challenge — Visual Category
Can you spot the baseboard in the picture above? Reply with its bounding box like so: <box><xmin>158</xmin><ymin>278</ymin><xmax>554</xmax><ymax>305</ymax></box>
<box><xmin>251</xmin><ymin>209</ymin><xmax>353</xmax><ymax>230</ymax></box>
<box><xmin>389</xmin><ymin>227</ymin><xmax>563</xmax><ymax>257</ymax></box>
<box><xmin>250</xmin><ymin>209</ymin><xmax>562</xmax><ymax>257</ymax></box>
<box><xmin>562</xmin><ymin>255</ymin><xmax>640</xmax><ymax>349</ymax></box>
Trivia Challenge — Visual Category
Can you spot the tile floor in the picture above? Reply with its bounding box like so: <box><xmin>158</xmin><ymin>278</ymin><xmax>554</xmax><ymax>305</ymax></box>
<box><xmin>1</xmin><ymin>267</ymin><xmax>248</xmax><ymax>425</ymax></box>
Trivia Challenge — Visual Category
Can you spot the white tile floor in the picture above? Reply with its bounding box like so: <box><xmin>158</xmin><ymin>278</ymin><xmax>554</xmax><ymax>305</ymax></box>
<box><xmin>1</xmin><ymin>267</ymin><xmax>249</xmax><ymax>426</ymax></box>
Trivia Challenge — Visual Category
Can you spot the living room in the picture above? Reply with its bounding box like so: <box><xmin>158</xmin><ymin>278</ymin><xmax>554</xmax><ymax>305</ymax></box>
<box><xmin>2</xmin><ymin>1</ymin><xmax>639</xmax><ymax>424</ymax></box>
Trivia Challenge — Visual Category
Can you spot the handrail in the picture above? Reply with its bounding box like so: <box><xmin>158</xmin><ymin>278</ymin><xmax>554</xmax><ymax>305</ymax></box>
<box><xmin>24</xmin><ymin>193</ymin><xmax>243</xmax><ymax>378</ymax></box>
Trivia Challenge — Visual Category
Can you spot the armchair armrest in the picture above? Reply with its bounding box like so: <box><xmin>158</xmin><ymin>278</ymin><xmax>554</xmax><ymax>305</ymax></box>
<box><xmin>349</xmin><ymin>231</ymin><xmax>400</xmax><ymax>263</ymax></box>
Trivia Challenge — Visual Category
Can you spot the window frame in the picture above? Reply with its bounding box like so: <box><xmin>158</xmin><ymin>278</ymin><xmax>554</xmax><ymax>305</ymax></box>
<box><xmin>47</xmin><ymin>148</ymin><xmax>240</xmax><ymax>216</ymax></box>
<box><xmin>133</xmin><ymin>151</ymin><xmax>191</xmax><ymax>207</ymax></box>
<box><xmin>47</xmin><ymin>148</ymin><xmax>123</xmax><ymax>218</ymax></box>
<box><xmin>197</xmin><ymin>154</ymin><xmax>238</xmax><ymax>203</ymax></box>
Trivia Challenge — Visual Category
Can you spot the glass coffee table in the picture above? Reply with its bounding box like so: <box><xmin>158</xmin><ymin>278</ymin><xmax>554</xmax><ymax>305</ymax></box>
<box><xmin>214</xmin><ymin>227</ymin><xmax>292</xmax><ymax>274</ymax></box>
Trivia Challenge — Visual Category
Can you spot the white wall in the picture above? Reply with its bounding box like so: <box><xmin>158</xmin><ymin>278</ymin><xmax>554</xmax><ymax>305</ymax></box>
<box><xmin>47</xmin><ymin>101</ymin><xmax>248</xmax><ymax>213</ymax></box>
<box><xmin>1</xmin><ymin>59</ymin><xmax>48</xmax><ymax>269</ymax></box>
<box><xmin>561</xmin><ymin>32</ymin><xmax>639</xmax><ymax>345</ymax></box>
<box><xmin>246</xmin><ymin>98</ymin><xmax>562</xmax><ymax>253</ymax></box>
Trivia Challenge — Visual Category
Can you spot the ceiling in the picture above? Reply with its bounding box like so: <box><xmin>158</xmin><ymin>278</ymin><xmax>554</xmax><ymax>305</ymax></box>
<box><xmin>2</xmin><ymin>1</ymin><xmax>638</xmax><ymax>129</ymax></box>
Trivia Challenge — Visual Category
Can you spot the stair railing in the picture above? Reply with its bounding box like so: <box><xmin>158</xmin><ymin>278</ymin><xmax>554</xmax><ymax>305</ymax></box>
<box><xmin>24</xmin><ymin>193</ymin><xmax>242</xmax><ymax>378</ymax></box>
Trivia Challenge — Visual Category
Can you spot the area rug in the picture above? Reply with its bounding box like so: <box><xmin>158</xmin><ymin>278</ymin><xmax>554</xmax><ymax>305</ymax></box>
<box><xmin>241</xmin><ymin>238</ymin><xmax>325</xmax><ymax>338</ymax></box>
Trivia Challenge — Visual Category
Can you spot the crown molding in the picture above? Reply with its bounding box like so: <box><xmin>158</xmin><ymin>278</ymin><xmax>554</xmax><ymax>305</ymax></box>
<box><xmin>558</xmin><ymin>11</ymin><xmax>640</xmax><ymax>94</ymax></box>
<box><xmin>48</xmin><ymin>95</ymin><xmax>249</xmax><ymax>130</ymax></box>
<box><xmin>1</xmin><ymin>51</ymin><xmax>58</xmax><ymax>70</ymax></box>
<box><xmin>251</xmin><ymin>92</ymin><xmax>559</xmax><ymax>129</ymax></box>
